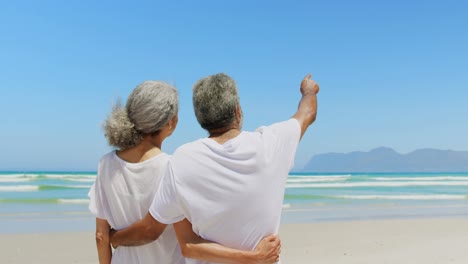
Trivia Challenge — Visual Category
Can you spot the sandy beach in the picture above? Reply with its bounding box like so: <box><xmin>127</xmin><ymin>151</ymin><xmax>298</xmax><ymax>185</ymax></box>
<box><xmin>280</xmin><ymin>218</ymin><xmax>468</xmax><ymax>264</ymax></box>
<box><xmin>1</xmin><ymin>217</ymin><xmax>467</xmax><ymax>264</ymax></box>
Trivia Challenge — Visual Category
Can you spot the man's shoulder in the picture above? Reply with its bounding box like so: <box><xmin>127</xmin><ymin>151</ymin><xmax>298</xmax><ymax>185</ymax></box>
<box><xmin>255</xmin><ymin>118</ymin><xmax>300</xmax><ymax>133</ymax></box>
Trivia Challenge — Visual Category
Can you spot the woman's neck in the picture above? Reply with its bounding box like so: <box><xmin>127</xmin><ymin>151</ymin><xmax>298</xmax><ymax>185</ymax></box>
<box><xmin>116</xmin><ymin>140</ymin><xmax>162</xmax><ymax>163</ymax></box>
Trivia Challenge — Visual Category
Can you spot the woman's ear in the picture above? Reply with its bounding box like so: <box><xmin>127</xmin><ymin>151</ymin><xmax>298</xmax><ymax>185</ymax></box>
<box><xmin>170</xmin><ymin>115</ymin><xmax>178</xmax><ymax>130</ymax></box>
<box><xmin>166</xmin><ymin>115</ymin><xmax>178</xmax><ymax>136</ymax></box>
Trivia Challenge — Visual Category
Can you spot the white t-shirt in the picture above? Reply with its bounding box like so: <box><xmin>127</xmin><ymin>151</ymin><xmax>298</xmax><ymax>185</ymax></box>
<box><xmin>88</xmin><ymin>151</ymin><xmax>184</xmax><ymax>264</ymax></box>
<box><xmin>150</xmin><ymin>118</ymin><xmax>301</xmax><ymax>264</ymax></box>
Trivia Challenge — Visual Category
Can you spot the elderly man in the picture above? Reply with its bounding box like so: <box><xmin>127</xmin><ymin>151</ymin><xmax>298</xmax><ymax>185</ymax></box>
<box><xmin>111</xmin><ymin>73</ymin><xmax>319</xmax><ymax>263</ymax></box>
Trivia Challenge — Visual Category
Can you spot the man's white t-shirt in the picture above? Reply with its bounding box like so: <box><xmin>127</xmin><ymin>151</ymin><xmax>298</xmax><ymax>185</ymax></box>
<box><xmin>88</xmin><ymin>151</ymin><xmax>184</xmax><ymax>264</ymax></box>
<box><xmin>150</xmin><ymin>118</ymin><xmax>301</xmax><ymax>264</ymax></box>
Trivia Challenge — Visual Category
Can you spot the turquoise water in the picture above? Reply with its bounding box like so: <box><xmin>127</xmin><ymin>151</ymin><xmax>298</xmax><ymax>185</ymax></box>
<box><xmin>285</xmin><ymin>172</ymin><xmax>468</xmax><ymax>205</ymax></box>
<box><xmin>282</xmin><ymin>172</ymin><xmax>468</xmax><ymax>222</ymax></box>
<box><xmin>1</xmin><ymin>171</ymin><xmax>467</xmax><ymax>232</ymax></box>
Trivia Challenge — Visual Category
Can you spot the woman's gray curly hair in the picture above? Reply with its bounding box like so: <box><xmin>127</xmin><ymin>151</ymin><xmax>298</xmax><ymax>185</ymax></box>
<box><xmin>103</xmin><ymin>81</ymin><xmax>178</xmax><ymax>150</ymax></box>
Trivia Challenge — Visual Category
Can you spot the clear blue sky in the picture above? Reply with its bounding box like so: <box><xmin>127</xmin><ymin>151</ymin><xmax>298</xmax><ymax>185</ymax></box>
<box><xmin>1</xmin><ymin>0</ymin><xmax>467</xmax><ymax>171</ymax></box>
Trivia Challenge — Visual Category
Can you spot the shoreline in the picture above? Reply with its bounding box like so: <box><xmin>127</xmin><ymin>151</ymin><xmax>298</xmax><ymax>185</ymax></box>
<box><xmin>2</xmin><ymin>202</ymin><xmax>468</xmax><ymax>234</ymax></box>
<box><xmin>1</xmin><ymin>217</ymin><xmax>467</xmax><ymax>264</ymax></box>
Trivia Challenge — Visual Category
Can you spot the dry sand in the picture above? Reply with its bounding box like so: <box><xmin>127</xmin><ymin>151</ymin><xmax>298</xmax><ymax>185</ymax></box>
<box><xmin>1</xmin><ymin>218</ymin><xmax>467</xmax><ymax>264</ymax></box>
<box><xmin>279</xmin><ymin>218</ymin><xmax>468</xmax><ymax>264</ymax></box>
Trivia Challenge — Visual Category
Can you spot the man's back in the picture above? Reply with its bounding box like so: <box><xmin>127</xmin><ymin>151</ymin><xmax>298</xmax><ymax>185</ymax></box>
<box><xmin>151</xmin><ymin>118</ymin><xmax>301</xmax><ymax>263</ymax></box>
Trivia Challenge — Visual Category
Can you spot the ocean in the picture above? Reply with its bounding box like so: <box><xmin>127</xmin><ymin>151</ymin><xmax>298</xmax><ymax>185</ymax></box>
<box><xmin>1</xmin><ymin>171</ymin><xmax>467</xmax><ymax>233</ymax></box>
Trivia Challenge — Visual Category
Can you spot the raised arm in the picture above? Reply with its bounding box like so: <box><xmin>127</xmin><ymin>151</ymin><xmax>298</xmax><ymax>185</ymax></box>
<box><xmin>292</xmin><ymin>74</ymin><xmax>320</xmax><ymax>139</ymax></box>
<box><xmin>174</xmin><ymin>219</ymin><xmax>280</xmax><ymax>264</ymax></box>
<box><xmin>110</xmin><ymin>212</ymin><xmax>167</xmax><ymax>248</ymax></box>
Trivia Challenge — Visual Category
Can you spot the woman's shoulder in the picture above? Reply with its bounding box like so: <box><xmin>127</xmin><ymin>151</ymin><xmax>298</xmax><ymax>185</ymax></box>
<box><xmin>97</xmin><ymin>151</ymin><xmax>117</xmax><ymax>166</ymax></box>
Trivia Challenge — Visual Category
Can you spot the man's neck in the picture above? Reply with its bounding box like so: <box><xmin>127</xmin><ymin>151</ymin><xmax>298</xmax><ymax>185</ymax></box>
<box><xmin>209</xmin><ymin>126</ymin><xmax>241</xmax><ymax>145</ymax></box>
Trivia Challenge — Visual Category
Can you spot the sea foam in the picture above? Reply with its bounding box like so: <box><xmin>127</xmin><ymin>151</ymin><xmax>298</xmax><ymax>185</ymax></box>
<box><xmin>286</xmin><ymin>181</ymin><xmax>468</xmax><ymax>188</ymax></box>
<box><xmin>0</xmin><ymin>185</ymin><xmax>39</xmax><ymax>192</ymax></box>
<box><xmin>336</xmin><ymin>194</ymin><xmax>467</xmax><ymax>200</ymax></box>
<box><xmin>0</xmin><ymin>178</ymin><xmax>32</xmax><ymax>183</ymax></box>
<box><xmin>287</xmin><ymin>177</ymin><xmax>348</xmax><ymax>183</ymax></box>
<box><xmin>57</xmin><ymin>199</ymin><xmax>90</xmax><ymax>204</ymax></box>
<box><xmin>374</xmin><ymin>176</ymin><xmax>468</xmax><ymax>181</ymax></box>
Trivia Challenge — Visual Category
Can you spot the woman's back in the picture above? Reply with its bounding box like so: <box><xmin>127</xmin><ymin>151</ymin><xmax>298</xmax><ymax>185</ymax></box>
<box><xmin>89</xmin><ymin>151</ymin><xmax>183</xmax><ymax>264</ymax></box>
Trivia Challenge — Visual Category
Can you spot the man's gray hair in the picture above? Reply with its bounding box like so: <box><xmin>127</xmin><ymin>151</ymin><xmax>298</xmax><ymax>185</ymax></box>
<box><xmin>192</xmin><ymin>73</ymin><xmax>240</xmax><ymax>131</ymax></box>
<box><xmin>103</xmin><ymin>81</ymin><xmax>178</xmax><ymax>150</ymax></box>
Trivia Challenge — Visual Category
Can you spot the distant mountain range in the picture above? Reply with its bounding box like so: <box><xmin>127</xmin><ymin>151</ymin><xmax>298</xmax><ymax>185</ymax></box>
<box><xmin>303</xmin><ymin>147</ymin><xmax>468</xmax><ymax>172</ymax></box>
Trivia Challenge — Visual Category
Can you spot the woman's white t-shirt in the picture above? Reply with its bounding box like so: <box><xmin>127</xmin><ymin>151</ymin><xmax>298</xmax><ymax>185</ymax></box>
<box><xmin>88</xmin><ymin>151</ymin><xmax>183</xmax><ymax>264</ymax></box>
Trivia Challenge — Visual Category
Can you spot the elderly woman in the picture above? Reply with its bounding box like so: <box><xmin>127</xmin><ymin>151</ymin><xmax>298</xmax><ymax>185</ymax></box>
<box><xmin>88</xmin><ymin>81</ymin><xmax>280</xmax><ymax>264</ymax></box>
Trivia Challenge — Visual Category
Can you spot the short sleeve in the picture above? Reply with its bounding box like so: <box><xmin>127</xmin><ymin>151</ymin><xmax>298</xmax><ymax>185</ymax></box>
<box><xmin>149</xmin><ymin>161</ymin><xmax>185</xmax><ymax>224</ymax></box>
<box><xmin>88</xmin><ymin>174</ymin><xmax>108</xmax><ymax>220</ymax></box>
<box><xmin>258</xmin><ymin>118</ymin><xmax>301</xmax><ymax>170</ymax></box>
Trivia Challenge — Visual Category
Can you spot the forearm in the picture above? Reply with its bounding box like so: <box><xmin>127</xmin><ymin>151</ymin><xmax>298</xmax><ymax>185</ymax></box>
<box><xmin>293</xmin><ymin>93</ymin><xmax>318</xmax><ymax>138</ymax></box>
<box><xmin>174</xmin><ymin>219</ymin><xmax>271</xmax><ymax>264</ymax></box>
<box><xmin>95</xmin><ymin>218</ymin><xmax>112</xmax><ymax>264</ymax></box>
<box><xmin>182</xmin><ymin>240</ymin><xmax>260</xmax><ymax>264</ymax></box>
<box><xmin>96</xmin><ymin>234</ymin><xmax>112</xmax><ymax>264</ymax></box>
<box><xmin>111</xmin><ymin>225</ymin><xmax>156</xmax><ymax>247</ymax></box>
<box><xmin>111</xmin><ymin>212</ymin><xmax>167</xmax><ymax>247</ymax></box>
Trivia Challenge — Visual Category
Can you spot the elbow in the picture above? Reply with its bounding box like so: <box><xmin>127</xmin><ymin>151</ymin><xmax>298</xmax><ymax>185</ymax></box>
<box><xmin>310</xmin><ymin>111</ymin><xmax>317</xmax><ymax>123</ymax></box>
<box><xmin>144</xmin><ymin>223</ymin><xmax>163</xmax><ymax>242</ymax></box>
<box><xmin>95</xmin><ymin>231</ymin><xmax>109</xmax><ymax>245</ymax></box>
<box><xmin>179</xmin><ymin>243</ymin><xmax>197</xmax><ymax>258</ymax></box>
<box><xmin>140</xmin><ymin>212</ymin><xmax>166</xmax><ymax>243</ymax></box>
<box><xmin>180</xmin><ymin>245</ymin><xmax>190</xmax><ymax>258</ymax></box>
<box><xmin>306</xmin><ymin>110</ymin><xmax>317</xmax><ymax>125</ymax></box>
